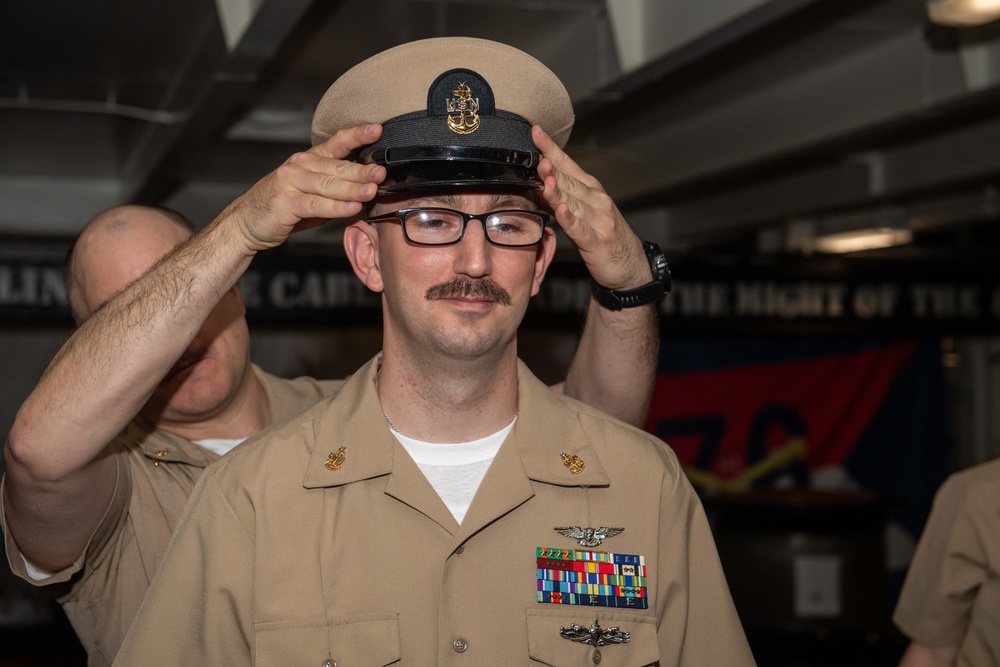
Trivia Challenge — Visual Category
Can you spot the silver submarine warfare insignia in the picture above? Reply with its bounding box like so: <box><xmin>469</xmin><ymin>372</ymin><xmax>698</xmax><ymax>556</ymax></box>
<box><xmin>554</xmin><ymin>526</ymin><xmax>624</xmax><ymax>547</ymax></box>
<box><xmin>560</xmin><ymin>618</ymin><xmax>631</xmax><ymax>647</ymax></box>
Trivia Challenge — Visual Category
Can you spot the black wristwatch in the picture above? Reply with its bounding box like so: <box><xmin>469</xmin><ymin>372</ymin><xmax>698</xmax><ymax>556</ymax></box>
<box><xmin>591</xmin><ymin>240</ymin><xmax>671</xmax><ymax>310</ymax></box>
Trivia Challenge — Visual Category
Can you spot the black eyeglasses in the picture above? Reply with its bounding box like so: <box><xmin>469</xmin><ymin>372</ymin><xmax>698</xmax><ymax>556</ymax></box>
<box><xmin>367</xmin><ymin>207</ymin><xmax>549</xmax><ymax>247</ymax></box>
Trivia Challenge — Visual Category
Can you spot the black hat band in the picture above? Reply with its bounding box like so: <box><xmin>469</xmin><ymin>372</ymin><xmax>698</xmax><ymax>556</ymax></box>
<box><xmin>359</xmin><ymin>109</ymin><xmax>537</xmax><ymax>159</ymax></box>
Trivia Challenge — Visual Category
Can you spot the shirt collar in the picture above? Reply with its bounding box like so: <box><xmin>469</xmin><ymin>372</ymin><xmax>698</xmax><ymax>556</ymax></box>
<box><xmin>302</xmin><ymin>356</ymin><xmax>395</xmax><ymax>488</ymax></box>
<box><xmin>301</xmin><ymin>355</ymin><xmax>609</xmax><ymax>489</ymax></box>
<box><xmin>125</xmin><ymin>419</ymin><xmax>220</xmax><ymax>467</ymax></box>
<box><xmin>128</xmin><ymin>364</ymin><xmax>277</xmax><ymax>468</ymax></box>
<box><xmin>511</xmin><ymin>359</ymin><xmax>610</xmax><ymax>487</ymax></box>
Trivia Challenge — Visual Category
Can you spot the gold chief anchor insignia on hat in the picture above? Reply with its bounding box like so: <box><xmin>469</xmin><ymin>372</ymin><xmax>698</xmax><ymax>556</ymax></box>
<box><xmin>446</xmin><ymin>83</ymin><xmax>479</xmax><ymax>135</ymax></box>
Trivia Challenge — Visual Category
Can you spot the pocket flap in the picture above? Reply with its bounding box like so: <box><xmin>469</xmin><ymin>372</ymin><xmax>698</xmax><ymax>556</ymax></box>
<box><xmin>526</xmin><ymin>608</ymin><xmax>659</xmax><ymax>666</ymax></box>
<box><xmin>255</xmin><ymin>612</ymin><xmax>400</xmax><ymax>666</ymax></box>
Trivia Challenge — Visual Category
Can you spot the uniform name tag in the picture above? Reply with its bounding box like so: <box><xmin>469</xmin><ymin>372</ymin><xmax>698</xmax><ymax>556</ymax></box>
<box><xmin>536</xmin><ymin>547</ymin><xmax>648</xmax><ymax>609</ymax></box>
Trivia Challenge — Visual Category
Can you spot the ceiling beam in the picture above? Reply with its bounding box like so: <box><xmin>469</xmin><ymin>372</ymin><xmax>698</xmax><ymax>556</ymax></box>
<box><xmin>597</xmin><ymin>27</ymin><xmax>967</xmax><ymax>200</ymax></box>
<box><xmin>662</xmin><ymin>163</ymin><xmax>873</xmax><ymax>245</ymax></box>
<box><xmin>575</xmin><ymin>0</ymin><xmax>871</xmax><ymax>122</ymax></box>
<box><xmin>126</xmin><ymin>0</ymin><xmax>327</xmax><ymax>205</ymax></box>
<box><xmin>630</xmin><ymin>109</ymin><xmax>1000</xmax><ymax>248</ymax></box>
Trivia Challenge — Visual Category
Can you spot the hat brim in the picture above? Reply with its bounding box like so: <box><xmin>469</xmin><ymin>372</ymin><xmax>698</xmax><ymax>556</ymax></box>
<box><xmin>377</xmin><ymin>177</ymin><xmax>543</xmax><ymax>195</ymax></box>
<box><xmin>363</xmin><ymin>146</ymin><xmax>543</xmax><ymax>195</ymax></box>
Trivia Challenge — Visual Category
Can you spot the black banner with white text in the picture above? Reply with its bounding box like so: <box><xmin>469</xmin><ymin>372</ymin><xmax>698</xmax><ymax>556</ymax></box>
<box><xmin>3</xmin><ymin>238</ymin><xmax>999</xmax><ymax>336</ymax></box>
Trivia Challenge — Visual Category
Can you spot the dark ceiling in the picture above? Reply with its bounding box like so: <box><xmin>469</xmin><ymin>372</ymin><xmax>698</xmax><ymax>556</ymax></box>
<box><xmin>3</xmin><ymin>0</ymin><xmax>1000</xmax><ymax>260</ymax></box>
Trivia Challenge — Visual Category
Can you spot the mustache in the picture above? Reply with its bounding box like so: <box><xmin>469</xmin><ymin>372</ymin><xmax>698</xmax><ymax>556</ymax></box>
<box><xmin>425</xmin><ymin>278</ymin><xmax>512</xmax><ymax>306</ymax></box>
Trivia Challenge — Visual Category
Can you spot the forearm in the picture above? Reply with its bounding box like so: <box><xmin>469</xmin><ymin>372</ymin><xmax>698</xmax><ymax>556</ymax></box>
<box><xmin>561</xmin><ymin>298</ymin><xmax>658</xmax><ymax>427</ymax></box>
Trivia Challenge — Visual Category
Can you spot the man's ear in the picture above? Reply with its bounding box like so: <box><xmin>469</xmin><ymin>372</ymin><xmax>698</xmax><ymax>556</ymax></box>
<box><xmin>530</xmin><ymin>228</ymin><xmax>557</xmax><ymax>297</ymax></box>
<box><xmin>344</xmin><ymin>221</ymin><xmax>384</xmax><ymax>293</ymax></box>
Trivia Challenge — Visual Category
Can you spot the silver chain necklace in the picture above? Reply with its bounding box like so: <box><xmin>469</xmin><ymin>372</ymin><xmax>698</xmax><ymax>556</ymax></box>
<box><xmin>373</xmin><ymin>366</ymin><xmax>399</xmax><ymax>432</ymax></box>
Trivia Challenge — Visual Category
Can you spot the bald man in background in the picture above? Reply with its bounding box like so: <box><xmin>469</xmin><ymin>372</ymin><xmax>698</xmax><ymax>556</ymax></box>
<box><xmin>2</xmin><ymin>116</ymin><xmax>661</xmax><ymax>663</ymax></box>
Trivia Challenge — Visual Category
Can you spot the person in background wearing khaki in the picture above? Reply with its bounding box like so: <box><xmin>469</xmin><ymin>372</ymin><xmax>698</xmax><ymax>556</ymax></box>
<box><xmin>113</xmin><ymin>37</ymin><xmax>752</xmax><ymax>666</ymax></box>
<box><xmin>2</xmin><ymin>51</ymin><xmax>661</xmax><ymax>667</ymax></box>
<box><xmin>894</xmin><ymin>457</ymin><xmax>1000</xmax><ymax>667</ymax></box>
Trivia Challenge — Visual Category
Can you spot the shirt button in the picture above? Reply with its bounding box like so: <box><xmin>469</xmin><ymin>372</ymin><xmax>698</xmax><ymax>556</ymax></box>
<box><xmin>322</xmin><ymin>659</ymin><xmax>338</xmax><ymax>667</ymax></box>
<box><xmin>453</xmin><ymin>637</ymin><xmax>469</xmax><ymax>653</ymax></box>
<box><xmin>455</xmin><ymin>545</ymin><xmax>465</xmax><ymax>555</ymax></box>
<box><xmin>592</xmin><ymin>648</ymin><xmax>602</xmax><ymax>664</ymax></box>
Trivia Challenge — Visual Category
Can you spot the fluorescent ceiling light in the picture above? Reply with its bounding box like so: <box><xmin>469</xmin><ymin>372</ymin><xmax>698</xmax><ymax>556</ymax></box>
<box><xmin>928</xmin><ymin>0</ymin><xmax>1000</xmax><ymax>27</ymax></box>
<box><xmin>805</xmin><ymin>228</ymin><xmax>914</xmax><ymax>254</ymax></box>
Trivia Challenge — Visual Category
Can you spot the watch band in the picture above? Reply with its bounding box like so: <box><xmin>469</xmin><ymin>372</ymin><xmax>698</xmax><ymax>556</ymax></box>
<box><xmin>591</xmin><ymin>240</ymin><xmax>671</xmax><ymax>311</ymax></box>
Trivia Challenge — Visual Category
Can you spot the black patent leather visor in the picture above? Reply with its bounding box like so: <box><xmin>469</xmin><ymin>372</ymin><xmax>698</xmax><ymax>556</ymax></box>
<box><xmin>363</xmin><ymin>145</ymin><xmax>542</xmax><ymax>194</ymax></box>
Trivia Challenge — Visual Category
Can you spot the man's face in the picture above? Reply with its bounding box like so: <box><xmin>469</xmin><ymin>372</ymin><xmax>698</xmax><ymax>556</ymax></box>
<box><xmin>365</xmin><ymin>190</ymin><xmax>555</xmax><ymax>362</ymax></box>
<box><xmin>71</xmin><ymin>208</ymin><xmax>253</xmax><ymax>427</ymax></box>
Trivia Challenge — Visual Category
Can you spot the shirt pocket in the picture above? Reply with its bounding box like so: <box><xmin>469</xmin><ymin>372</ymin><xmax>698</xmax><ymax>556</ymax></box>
<box><xmin>254</xmin><ymin>612</ymin><xmax>400</xmax><ymax>666</ymax></box>
<box><xmin>526</xmin><ymin>608</ymin><xmax>659</xmax><ymax>666</ymax></box>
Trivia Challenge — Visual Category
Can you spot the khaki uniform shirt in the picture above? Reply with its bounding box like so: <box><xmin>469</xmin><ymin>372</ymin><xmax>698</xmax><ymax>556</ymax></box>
<box><xmin>893</xmin><ymin>457</ymin><xmax>1000</xmax><ymax>666</ymax></box>
<box><xmin>115</xmin><ymin>357</ymin><xmax>754</xmax><ymax>666</ymax></box>
<box><xmin>1</xmin><ymin>366</ymin><xmax>342</xmax><ymax>667</ymax></box>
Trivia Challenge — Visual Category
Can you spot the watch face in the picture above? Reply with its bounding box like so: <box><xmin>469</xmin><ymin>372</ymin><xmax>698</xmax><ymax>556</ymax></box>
<box><xmin>643</xmin><ymin>241</ymin><xmax>670</xmax><ymax>282</ymax></box>
<box><xmin>652</xmin><ymin>254</ymin><xmax>668</xmax><ymax>281</ymax></box>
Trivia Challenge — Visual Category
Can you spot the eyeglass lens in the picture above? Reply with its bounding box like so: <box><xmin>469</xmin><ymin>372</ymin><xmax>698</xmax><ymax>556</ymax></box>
<box><xmin>403</xmin><ymin>209</ymin><xmax>544</xmax><ymax>246</ymax></box>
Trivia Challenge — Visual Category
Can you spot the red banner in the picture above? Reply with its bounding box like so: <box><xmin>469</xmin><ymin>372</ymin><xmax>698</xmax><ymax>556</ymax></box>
<box><xmin>646</xmin><ymin>341</ymin><xmax>920</xmax><ymax>492</ymax></box>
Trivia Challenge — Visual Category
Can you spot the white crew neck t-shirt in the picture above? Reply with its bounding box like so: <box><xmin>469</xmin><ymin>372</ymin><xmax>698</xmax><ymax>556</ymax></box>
<box><xmin>390</xmin><ymin>418</ymin><xmax>515</xmax><ymax>524</ymax></box>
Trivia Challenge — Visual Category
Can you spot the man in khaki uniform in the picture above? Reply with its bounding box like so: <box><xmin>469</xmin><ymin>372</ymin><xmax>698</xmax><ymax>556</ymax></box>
<box><xmin>894</xmin><ymin>457</ymin><xmax>1000</xmax><ymax>667</ymax></box>
<box><xmin>2</xmin><ymin>60</ymin><xmax>659</xmax><ymax>667</ymax></box>
<box><xmin>1</xmin><ymin>207</ymin><xmax>342</xmax><ymax>665</ymax></box>
<box><xmin>115</xmin><ymin>37</ymin><xmax>753</xmax><ymax>665</ymax></box>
